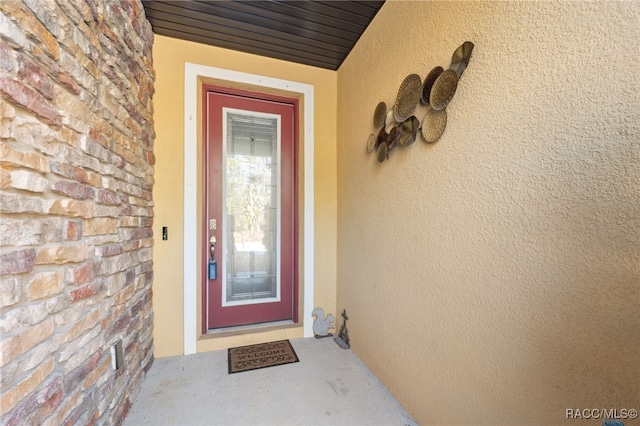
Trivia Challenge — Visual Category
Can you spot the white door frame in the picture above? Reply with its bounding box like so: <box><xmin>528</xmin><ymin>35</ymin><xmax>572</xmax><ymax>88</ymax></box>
<box><xmin>183</xmin><ymin>63</ymin><xmax>314</xmax><ymax>355</ymax></box>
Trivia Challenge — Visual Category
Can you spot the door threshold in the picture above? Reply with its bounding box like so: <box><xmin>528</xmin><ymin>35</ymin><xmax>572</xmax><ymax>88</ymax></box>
<box><xmin>203</xmin><ymin>320</ymin><xmax>299</xmax><ymax>339</ymax></box>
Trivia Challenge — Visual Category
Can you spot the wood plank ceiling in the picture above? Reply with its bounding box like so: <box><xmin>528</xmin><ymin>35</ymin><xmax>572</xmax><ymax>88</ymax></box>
<box><xmin>141</xmin><ymin>1</ymin><xmax>385</xmax><ymax>70</ymax></box>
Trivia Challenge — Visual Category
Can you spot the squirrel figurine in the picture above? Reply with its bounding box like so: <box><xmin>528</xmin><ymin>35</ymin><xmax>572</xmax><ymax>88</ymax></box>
<box><xmin>312</xmin><ymin>307</ymin><xmax>335</xmax><ymax>337</ymax></box>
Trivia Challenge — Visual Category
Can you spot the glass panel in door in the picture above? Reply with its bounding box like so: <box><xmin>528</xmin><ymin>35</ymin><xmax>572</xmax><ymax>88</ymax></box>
<box><xmin>223</xmin><ymin>111</ymin><xmax>280</xmax><ymax>305</ymax></box>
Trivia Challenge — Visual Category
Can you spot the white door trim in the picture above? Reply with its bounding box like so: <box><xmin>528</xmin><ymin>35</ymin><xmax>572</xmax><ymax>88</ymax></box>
<box><xmin>183</xmin><ymin>62</ymin><xmax>315</xmax><ymax>355</ymax></box>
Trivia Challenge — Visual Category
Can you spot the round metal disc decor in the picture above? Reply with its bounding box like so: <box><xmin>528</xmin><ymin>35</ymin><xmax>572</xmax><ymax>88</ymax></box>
<box><xmin>366</xmin><ymin>133</ymin><xmax>376</xmax><ymax>153</ymax></box>
<box><xmin>393</xmin><ymin>73</ymin><xmax>422</xmax><ymax>122</ymax></box>
<box><xmin>397</xmin><ymin>116</ymin><xmax>420</xmax><ymax>147</ymax></box>
<box><xmin>376</xmin><ymin>126</ymin><xmax>388</xmax><ymax>149</ymax></box>
<box><xmin>376</xmin><ymin>140</ymin><xmax>388</xmax><ymax>163</ymax></box>
<box><xmin>421</xmin><ymin>108</ymin><xmax>447</xmax><ymax>143</ymax></box>
<box><xmin>421</xmin><ymin>66</ymin><xmax>444</xmax><ymax>105</ymax></box>
<box><xmin>450</xmin><ymin>41</ymin><xmax>474</xmax><ymax>78</ymax></box>
<box><xmin>429</xmin><ymin>69</ymin><xmax>458</xmax><ymax>110</ymax></box>
<box><xmin>387</xmin><ymin>126</ymin><xmax>399</xmax><ymax>150</ymax></box>
<box><xmin>373</xmin><ymin>102</ymin><xmax>387</xmax><ymax>129</ymax></box>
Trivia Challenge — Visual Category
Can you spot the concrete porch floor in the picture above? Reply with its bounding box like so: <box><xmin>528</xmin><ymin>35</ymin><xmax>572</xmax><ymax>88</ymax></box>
<box><xmin>124</xmin><ymin>337</ymin><xmax>417</xmax><ymax>425</ymax></box>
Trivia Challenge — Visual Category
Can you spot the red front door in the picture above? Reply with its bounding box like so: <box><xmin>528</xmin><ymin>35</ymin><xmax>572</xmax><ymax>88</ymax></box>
<box><xmin>203</xmin><ymin>86</ymin><xmax>298</xmax><ymax>330</ymax></box>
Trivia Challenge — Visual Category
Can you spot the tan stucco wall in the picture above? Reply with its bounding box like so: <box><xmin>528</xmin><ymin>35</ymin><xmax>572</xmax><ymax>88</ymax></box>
<box><xmin>152</xmin><ymin>35</ymin><xmax>337</xmax><ymax>356</ymax></box>
<box><xmin>337</xmin><ymin>1</ymin><xmax>639</xmax><ymax>424</ymax></box>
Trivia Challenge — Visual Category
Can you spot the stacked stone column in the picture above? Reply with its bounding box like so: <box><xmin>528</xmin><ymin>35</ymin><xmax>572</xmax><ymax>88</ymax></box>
<box><xmin>0</xmin><ymin>0</ymin><xmax>155</xmax><ymax>424</ymax></box>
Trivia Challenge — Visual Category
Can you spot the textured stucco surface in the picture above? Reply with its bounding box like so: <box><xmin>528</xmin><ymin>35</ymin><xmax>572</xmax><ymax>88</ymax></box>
<box><xmin>337</xmin><ymin>1</ymin><xmax>639</xmax><ymax>424</ymax></box>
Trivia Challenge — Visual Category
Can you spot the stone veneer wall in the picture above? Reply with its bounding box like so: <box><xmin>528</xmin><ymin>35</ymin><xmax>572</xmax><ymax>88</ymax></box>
<box><xmin>0</xmin><ymin>0</ymin><xmax>154</xmax><ymax>424</ymax></box>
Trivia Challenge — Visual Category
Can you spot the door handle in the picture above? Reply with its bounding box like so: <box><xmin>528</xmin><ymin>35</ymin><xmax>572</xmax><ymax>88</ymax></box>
<box><xmin>209</xmin><ymin>235</ymin><xmax>216</xmax><ymax>257</ymax></box>
<box><xmin>208</xmin><ymin>235</ymin><xmax>217</xmax><ymax>280</ymax></box>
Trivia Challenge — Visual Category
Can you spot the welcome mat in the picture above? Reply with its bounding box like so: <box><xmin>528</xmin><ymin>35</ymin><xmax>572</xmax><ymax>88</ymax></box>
<box><xmin>228</xmin><ymin>340</ymin><xmax>299</xmax><ymax>374</ymax></box>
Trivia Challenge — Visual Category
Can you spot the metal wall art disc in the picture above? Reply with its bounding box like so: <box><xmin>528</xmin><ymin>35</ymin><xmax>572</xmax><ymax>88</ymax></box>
<box><xmin>376</xmin><ymin>140</ymin><xmax>388</xmax><ymax>162</ymax></box>
<box><xmin>421</xmin><ymin>108</ymin><xmax>447</xmax><ymax>143</ymax></box>
<box><xmin>393</xmin><ymin>73</ymin><xmax>422</xmax><ymax>122</ymax></box>
<box><xmin>397</xmin><ymin>116</ymin><xmax>420</xmax><ymax>147</ymax></box>
<box><xmin>421</xmin><ymin>66</ymin><xmax>444</xmax><ymax>105</ymax></box>
<box><xmin>373</xmin><ymin>102</ymin><xmax>387</xmax><ymax>129</ymax></box>
<box><xmin>366</xmin><ymin>133</ymin><xmax>376</xmax><ymax>153</ymax></box>
<box><xmin>430</xmin><ymin>69</ymin><xmax>458</xmax><ymax>110</ymax></box>
<box><xmin>376</xmin><ymin>126</ymin><xmax>388</xmax><ymax>149</ymax></box>
<box><xmin>387</xmin><ymin>126</ymin><xmax>399</xmax><ymax>150</ymax></box>
<box><xmin>450</xmin><ymin>41</ymin><xmax>474</xmax><ymax>78</ymax></box>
